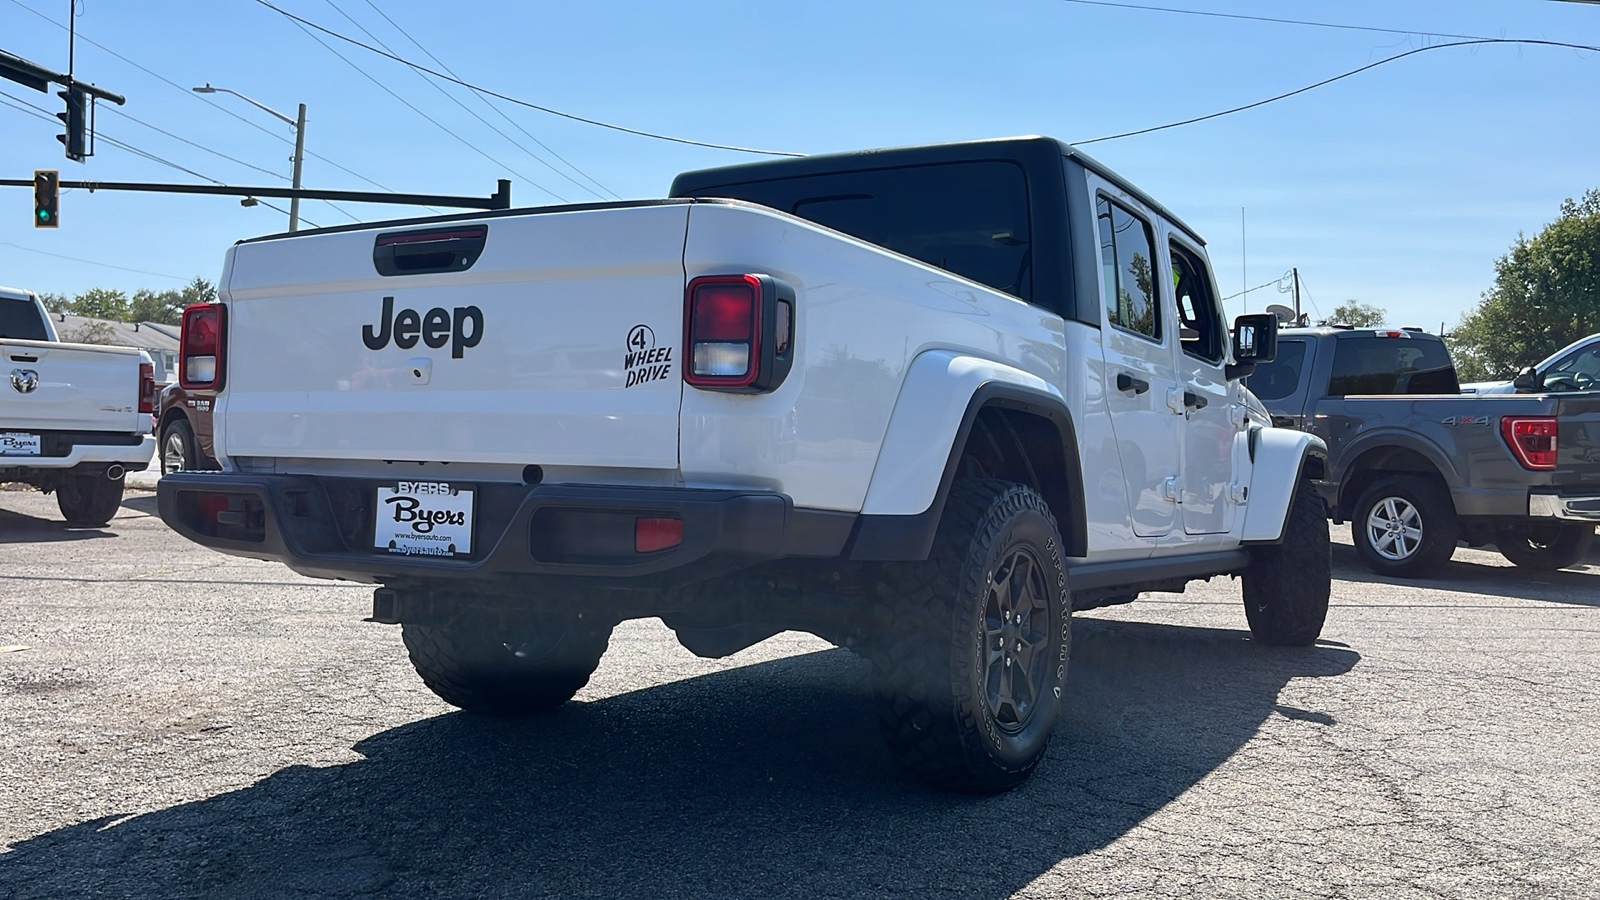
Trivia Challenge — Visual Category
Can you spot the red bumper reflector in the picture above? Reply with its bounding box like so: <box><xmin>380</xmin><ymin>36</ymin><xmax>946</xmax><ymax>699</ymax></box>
<box><xmin>635</xmin><ymin>517</ymin><xmax>683</xmax><ymax>553</ymax></box>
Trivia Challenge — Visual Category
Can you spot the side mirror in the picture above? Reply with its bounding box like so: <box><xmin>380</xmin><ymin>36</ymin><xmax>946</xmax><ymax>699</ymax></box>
<box><xmin>1226</xmin><ymin>313</ymin><xmax>1278</xmax><ymax>380</ymax></box>
<box><xmin>1512</xmin><ymin>366</ymin><xmax>1540</xmax><ymax>392</ymax></box>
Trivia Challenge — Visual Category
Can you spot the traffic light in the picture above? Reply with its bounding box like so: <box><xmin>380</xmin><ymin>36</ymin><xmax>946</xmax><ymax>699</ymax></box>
<box><xmin>33</xmin><ymin>170</ymin><xmax>59</xmax><ymax>228</ymax></box>
<box><xmin>56</xmin><ymin>87</ymin><xmax>86</xmax><ymax>162</ymax></box>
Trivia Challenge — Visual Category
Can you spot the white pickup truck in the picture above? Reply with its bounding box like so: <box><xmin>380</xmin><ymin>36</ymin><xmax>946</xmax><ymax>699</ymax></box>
<box><xmin>2</xmin><ymin>285</ymin><xmax>156</xmax><ymax>525</ymax></box>
<box><xmin>159</xmin><ymin>137</ymin><xmax>1330</xmax><ymax>792</ymax></box>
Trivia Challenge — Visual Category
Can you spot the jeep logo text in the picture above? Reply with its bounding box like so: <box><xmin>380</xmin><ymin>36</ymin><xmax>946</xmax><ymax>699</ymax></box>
<box><xmin>362</xmin><ymin>296</ymin><xmax>483</xmax><ymax>359</ymax></box>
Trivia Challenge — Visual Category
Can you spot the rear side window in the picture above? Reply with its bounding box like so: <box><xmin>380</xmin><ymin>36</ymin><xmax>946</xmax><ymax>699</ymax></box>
<box><xmin>1245</xmin><ymin>340</ymin><xmax>1307</xmax><ymax>401</ymax></box>
<box><xmin>0</xmin><ymin>296</ymin><xmax>50</xmax><ymax>341</ymax></box>
<box><xmin>683</xmin><ymin>161</ymin><xmax>1034</xmax><ymax>302</ymax></box>
<box><xmin>1096</xmin><ymin>197</ymin><xmax>1161</xmax><ymax>342</ymax></box>
<box><xmin>1329</xmin><ymin>336</ymin><xmax>1459</xmax><ymax>395</ymax></box>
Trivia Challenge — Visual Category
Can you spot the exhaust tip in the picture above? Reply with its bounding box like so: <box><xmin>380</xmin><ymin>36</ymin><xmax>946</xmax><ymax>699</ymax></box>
<box><xmin>106</xmin><ymin>465</ymin><xmax>125</xmax><ymax>481</ymax></box>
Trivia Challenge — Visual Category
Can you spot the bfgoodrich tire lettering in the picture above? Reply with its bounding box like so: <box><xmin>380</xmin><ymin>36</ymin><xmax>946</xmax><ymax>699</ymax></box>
<box><xmin>1242</xmin><ymin>480</ymin><xmax>1330</xmax><ymax>646</ymax></box>
<box><xmin>1351</xmin><ymin>475</ymin><xmax>1459</xmax><ymax>578</ymax></box>
<box><xmin>402</xmin><ymin>609</ymin><xmax>611</xmax><ymax>717</ymax></box>
<box><xmin>871</xmin><ymin>479</ymin><xmax>1070</xmax><ymax>794</ymax></box>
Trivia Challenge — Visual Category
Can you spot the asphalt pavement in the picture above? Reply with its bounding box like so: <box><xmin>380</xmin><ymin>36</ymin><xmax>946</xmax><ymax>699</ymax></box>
<box><xmin>1</xmin><ymin>481</ymin><xmax>1597</xmax><ymax>899</ymax></box>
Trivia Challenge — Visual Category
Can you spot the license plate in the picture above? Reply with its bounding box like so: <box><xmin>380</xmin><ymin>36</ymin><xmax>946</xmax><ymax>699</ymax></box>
<box><xmin>374</xmin><ymin>481</ymin><xmax>474</xmax><ymax>557</ymax></box>
<box><xmin>0</xmin><ymin>432</ymin><xmax>41</xmax><ymax>456</ymax></box>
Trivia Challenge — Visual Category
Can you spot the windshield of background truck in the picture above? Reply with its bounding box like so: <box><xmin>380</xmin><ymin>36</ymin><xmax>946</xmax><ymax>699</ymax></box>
<box><xmin>689</xmin><ymin>160</ymin><xmax>1034</xmax><ymax>303</ymax></box>
<box><xmin>1544</xmin><ymin>346</ymin><xmax>1600</xmax><ymax>390</ymax></box>
<box><xmin>0</xmin><ymin>296</ymin><xmax>50</xmax><ymax>341</ymax></box>
<box><xmin>1328</xmin><ymin>336</ymin><xmax>1460</xmax><ymax>395</ymax></box>
<box><xmin>1244</xmin><ymin>339</ymin><xmax>1307</xmax><ymax>401</ymax></box>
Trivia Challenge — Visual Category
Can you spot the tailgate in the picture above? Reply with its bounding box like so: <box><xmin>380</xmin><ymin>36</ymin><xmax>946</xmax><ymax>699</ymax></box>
<box><xmin>220</xmin><ymin>203</ymin><xmax>692</xmax><ymax>468</ymax></box>
<box><xmin>1</xmin><ymin>339</ymin><xmax>142</xmax><ymax>433</ymax></box>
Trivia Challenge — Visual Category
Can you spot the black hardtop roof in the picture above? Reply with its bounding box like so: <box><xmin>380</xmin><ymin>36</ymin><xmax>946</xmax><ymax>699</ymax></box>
<box><xmin>669</xmin><ymin>135</ymin><xmax>1205</xmax><ymax>245</ymax></box>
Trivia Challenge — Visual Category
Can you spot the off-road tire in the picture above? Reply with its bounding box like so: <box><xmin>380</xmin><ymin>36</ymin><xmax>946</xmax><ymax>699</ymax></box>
<box><xmin>55</xmin><ymin>472</ymin><xmax>125</xmax><ymax>527</ymax></box>
<box><xmin>1351</xmin><ymin>475</ymin><xmax>1459</xmax><ymax>578</ymax></box>
<box><xmin>1242</xmin><ymin>480</ymin><xmax>1330</xmax><ymax>646</ymax></box>
<box><xmin>871</xmin><ymin>479</ymin><xmax>1070</xmax><ymax>794</ymax></box>
<box><xmin>1495</xmin><ymin>522</ymin><xmax>1595</xmax><ymax>571</ymax></box>
<box><xmin>402</xmin><ymin>611</ymin><xmax>612</xmax><ymax>717</ymax></box>
<box><xmin>160</xmin><ymin>418</ymin><xmax>198</xmax><ymax>475</ymax></box>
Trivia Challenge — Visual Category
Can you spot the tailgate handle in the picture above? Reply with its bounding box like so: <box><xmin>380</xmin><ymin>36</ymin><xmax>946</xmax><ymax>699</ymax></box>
<box><xmin>373</xmin><ymin>225</ymin><xmax>488</xmax><ymax>277</ymax></box>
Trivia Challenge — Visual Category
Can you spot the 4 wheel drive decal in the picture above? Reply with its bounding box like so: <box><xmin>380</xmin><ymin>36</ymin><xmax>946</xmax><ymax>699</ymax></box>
<box><xmin>624</xmin><ymin>323</ymin><xmax>673</xmax><ymax>388</ymax></box>
<box><xmin>362</xmin><ymin>296</ymin><xmax>483</xmax><ymax>359</ymax></box>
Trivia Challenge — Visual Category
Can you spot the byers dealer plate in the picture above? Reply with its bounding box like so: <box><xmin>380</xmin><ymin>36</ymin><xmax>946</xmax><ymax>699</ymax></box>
<box><xmin>374</xmin><ymin>481</ymin><xmax>474</xmax><ymax>557</ymax></box>
<box><xmin>0</xmin><ymin>432</ymin><xmax>41</xmax><ymax>455</ymax></box>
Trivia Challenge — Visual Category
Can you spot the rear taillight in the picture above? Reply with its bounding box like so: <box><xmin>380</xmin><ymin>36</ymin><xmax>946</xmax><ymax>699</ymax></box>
<box><xmin>635</xmin><ymin>517</ymin><xmax>683</xmax><ymax>553</ymax></box>
<box><xmin>1501</xmin><ymin>416</ymin><xmax>1558</xmax><ymax>470</ymax></box>
<box><xmin>683</xmin><ymin>274</ymin><xmax>795</xmax><ymax>392</ymax></box>
<box><xmin>138</xmin><ymin>361</ymin><xmax>156</xmax><ymax>414</ymax></box>
<box><xmin>179</xmin><ymin>303</ymin><xmax>225</xmax><ymax>391</ymax></box>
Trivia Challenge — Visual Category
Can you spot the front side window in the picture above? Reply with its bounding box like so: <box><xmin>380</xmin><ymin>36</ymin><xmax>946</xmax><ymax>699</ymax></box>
<box><xmin>1543</xmin><ymin>347</ymin><xmax>1600</xmax><ymax>392</ymax></box>
<box><xmin>1096</xmin><ymin>197</ymin><xmax>1160</xmax><ymax>341</ymax></box>
<box><xmin>1328</xmin><ymin>337</ymin><xmax>1459</xmax><ymax>396</ymax></box>
<box><xmin>1170</xmin><ymin>241</ymin><xmax>1224</xmax><ymax>363</ymax></box>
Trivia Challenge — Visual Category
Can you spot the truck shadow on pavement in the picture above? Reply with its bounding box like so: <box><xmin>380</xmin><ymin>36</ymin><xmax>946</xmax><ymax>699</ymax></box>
<box><xmin>1331</xmin><ymin>544</ymin><xmax>1600</xmax><ymax>607</ymax></box>
<box><xmin>0</xmin><ymin>619</ymin><xmax>1358</xmax><ymax>899</ymax></box>
<box><xmin>0</xmin><ymin>506</ymin><xmax>114</xmax><ymax>544</ymax></box>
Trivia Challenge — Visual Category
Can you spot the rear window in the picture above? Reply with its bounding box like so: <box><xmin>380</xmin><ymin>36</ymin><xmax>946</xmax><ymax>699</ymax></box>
<box><xmin>1329</xmin><ymin>336</ymin><xmax>1459</xmax><ymax>396</ymax></box>
<box><xmin>0</xmin><ymin>296</ymin><xmax>50</xmax><ymax>341</ymax></box>
<box><xmin>683</xmin><ymin>161</ymin><xmax>1033</xmax><ymax>302</ymax></box>
<box><xmin>1245</xmin><ymin>340</ymin><xmax>1307</xmax><ymax>401</ymax></box>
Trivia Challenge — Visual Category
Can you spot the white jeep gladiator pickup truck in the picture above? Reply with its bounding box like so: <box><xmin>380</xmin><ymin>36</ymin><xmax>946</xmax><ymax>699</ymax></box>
<box><xmin>158</xmin><ymin>137</ymin><xmax>1330</xmax><ymax>792</ymax></box>
<box><xmin>2</xmin><ymin>285</ymin><xmax>156</xmax><ymax>525</ymax></box>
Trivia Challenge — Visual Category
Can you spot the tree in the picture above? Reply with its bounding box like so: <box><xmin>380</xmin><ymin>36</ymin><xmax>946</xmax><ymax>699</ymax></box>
<box><xmin>128</xmin><ymin>288</ymin><xmax>184</xmax><ymax>325</ymax></box>
<box><xmin>1450</xmin><ymin>188</ymin><xmax>1600</xmax><ymax>383</ymax></box>
<box><xmin>70</xmin><ymin>287</ymin><xmax>129</xmax><ymax>321</ymax></box>
<box><xmin>1328</xmin><ymin>301</ymin><xmax>1386</xmax><ymax>328</ymax></box>
<box><xmin>36</xmin><ymin>292</ymin><xmax>69</xmax><ymax>313</ymax></box>
<box><xmin>178</xmin><ymin>276</ymin><xmax>217</xmax><ymax>308</ymax></box>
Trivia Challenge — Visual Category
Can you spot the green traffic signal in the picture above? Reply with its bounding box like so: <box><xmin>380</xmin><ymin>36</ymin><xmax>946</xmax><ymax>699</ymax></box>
<box><xmin>34</xmin><ymin>169</ymin><xmax>59</xmax><ymax>228</ymax></box>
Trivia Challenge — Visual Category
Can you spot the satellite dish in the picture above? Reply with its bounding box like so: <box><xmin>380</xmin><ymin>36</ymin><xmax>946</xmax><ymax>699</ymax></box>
<box><xmin>1265</xmin><ymin>304</ymin><xmax>1297</xmax><ymax>325</ymax></box>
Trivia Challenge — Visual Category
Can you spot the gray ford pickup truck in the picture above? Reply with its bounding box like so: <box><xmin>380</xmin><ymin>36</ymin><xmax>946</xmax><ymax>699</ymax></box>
<box><xmin>1246</xmin><ymin>326</ymin><xmax>1600</xmax><ymax>576</ymax></box>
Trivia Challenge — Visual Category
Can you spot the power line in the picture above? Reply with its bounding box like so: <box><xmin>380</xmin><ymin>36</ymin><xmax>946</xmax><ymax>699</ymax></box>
<box><xmin>8</xmin><ymin>0</ymin><xmax>439</xmax><ymax>214</ymax></box>
<box><xmin>249</xmin><ymin>0</ymin><xmax>804</xmax><ymax>157</ymax></box>
<box><xmin>1075</xmin><ymin>38</ymin><xmax>1600</xmax><ymax>145</ymax></box>
<box><xmin>1054</xmin><ymin>0</ymin><xmax>1500</xmax><ymax>41</ymax></box>
<box><xmin>101</xmin><ymin>106</ymin><xmax>284</xmax><ymax>180</ymax></box>
<box><xmin>356</xmin><ymin>0</ymin><xmax>620</xmax><ymax>200</ymax></box>
<box><xmin>0</xmin><ymin>242</ymin><xmax>186</xmax><ymax>281</ymax></box>
<box><xmin>325</xmin><ymin>0</ymin><xmax>610</xmax><ymax>202</ymax></box>
<box><xmin>1222</xmin><ymin>273</ymin><xmax>1291</xmax><ymax>303</ymax></box>
<box><xmin>0</xmin><ymin>90</ymin><xmax>323</xmax><ymax>227</ymax></box>
<box><xmin>282</xmin><ymin>14</ymin><xmax>570</xmax><ymax>202</ymax></box>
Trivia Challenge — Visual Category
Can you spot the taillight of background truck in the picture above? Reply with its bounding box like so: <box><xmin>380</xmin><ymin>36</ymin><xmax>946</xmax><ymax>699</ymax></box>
<box><xmin>138</xmin><ymin>361</ymin><xmax>155</xmax><ymax>414</ymax></box>
<box><xmin>1501</xmin><ymin>416</ymin><xmax>1557</xmax><ymax>469</ymax></box>
<box><xmin>683</xmin><ymin>273</ymin><xmax>795</xmax><ymax>392</ymax></box>
<box><xmin>179</xmin><ymin>303</ymin><xmax>225</xmax><ymax>391</ymax></box>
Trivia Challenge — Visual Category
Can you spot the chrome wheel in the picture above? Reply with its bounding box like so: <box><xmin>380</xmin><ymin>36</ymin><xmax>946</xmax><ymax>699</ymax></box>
<box><xmin>982</xmin><ymin>545</ymin><xmax>1050</xmax><ymax>734</ymax></box>
<box><xmin>161</xmin><ymin>428</ymin><xmax>188</xmax><ymax>475</ymax></box>
<box><xmin>1366</xmin><ymin>496</ymin><xmax>1423</xmax><ymax>561</ymax></box>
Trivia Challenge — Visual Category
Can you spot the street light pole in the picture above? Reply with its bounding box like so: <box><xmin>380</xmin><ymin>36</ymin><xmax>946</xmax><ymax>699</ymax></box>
<box><xmin>289</xmin><ymin>103</ymin><xmax>306</xmax><ymax>232</ymax></box>
<box><xmin>192</xmin><ymin>83</ymin><xmax>305</xmax><ymax>231</ymax></box>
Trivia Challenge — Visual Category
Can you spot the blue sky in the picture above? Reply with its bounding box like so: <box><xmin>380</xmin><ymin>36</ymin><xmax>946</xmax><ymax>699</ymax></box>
<box><xmin>2</xmin><ymin>0</ymin><xmax>1597</xmax><ymax>330</ymax></box>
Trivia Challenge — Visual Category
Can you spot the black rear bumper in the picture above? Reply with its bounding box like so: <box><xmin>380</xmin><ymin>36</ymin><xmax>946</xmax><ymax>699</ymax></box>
<box><xmin>157</xmin><ymin>472</ymin><xmax>854</xmax><ymax>586</ymax></box>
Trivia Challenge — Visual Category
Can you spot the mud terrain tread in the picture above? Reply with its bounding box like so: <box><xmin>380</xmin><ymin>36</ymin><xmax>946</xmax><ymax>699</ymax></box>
<box><xmin>871</xmin><ymin>478</ymin><xmax>1066</xmax><ymax>793</ymax></box>
<box><xmin>1243</xmin><ymin>480</ymin><xmax>1331</xmax><ymax>646</ymax></box>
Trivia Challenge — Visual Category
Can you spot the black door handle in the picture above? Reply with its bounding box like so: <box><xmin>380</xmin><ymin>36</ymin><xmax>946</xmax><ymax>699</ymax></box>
<box><xmin>1116</xmin><ymin>372</ymin><xmax>1150</xmax><ymax>395</ymax></box>
<box><xmin>1183</xmin><ymin>390</ymin><xmax>1208</xmax><ymax>410</ymax></box>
